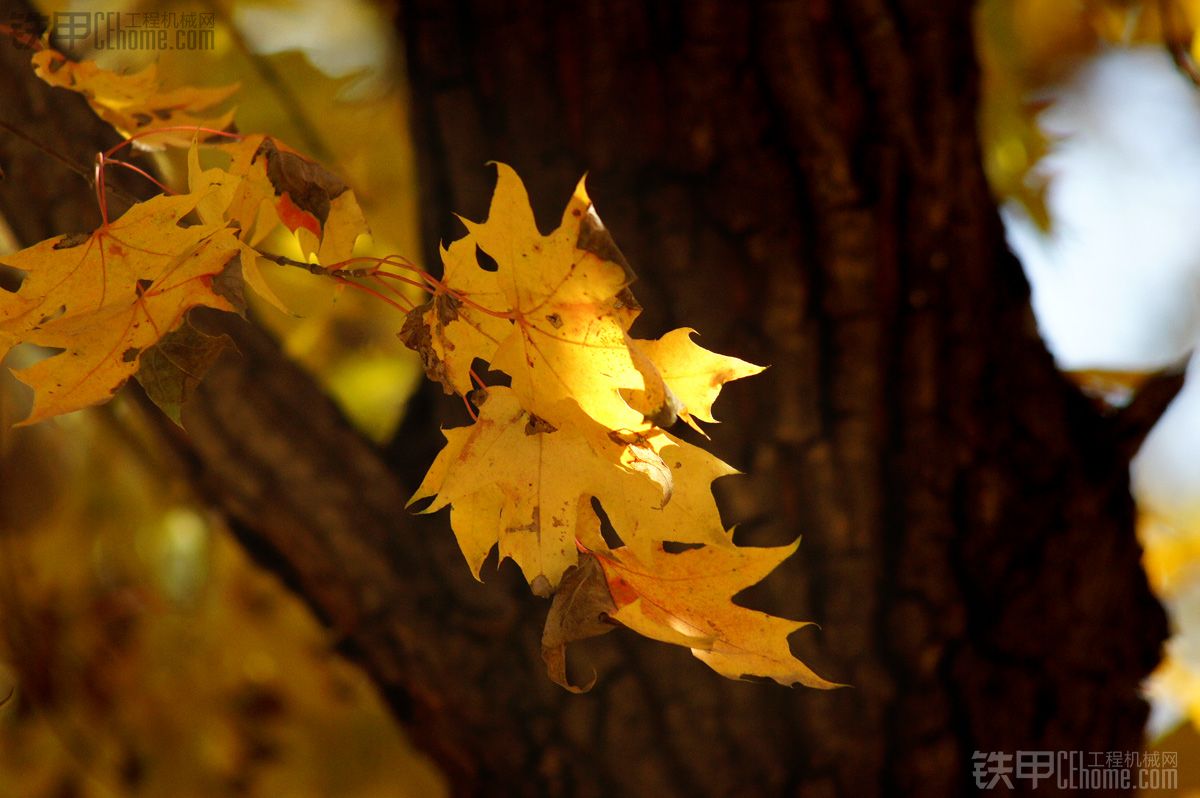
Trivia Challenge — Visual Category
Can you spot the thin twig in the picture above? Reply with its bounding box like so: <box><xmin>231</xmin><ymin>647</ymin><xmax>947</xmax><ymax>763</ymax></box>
<box><xmin>253</xmin><ymin>248</ymin><xmax>377</xmax><ymax>279</ymax></box>
<box><xmin>0</xmin><ymin>115</ymin><xmax>92</xmax><ymax>184</ymax></box>
<box><xmin>0</xmin><ymin>115</ymin><xmax>142</xmax><ymax>212</ymax></box>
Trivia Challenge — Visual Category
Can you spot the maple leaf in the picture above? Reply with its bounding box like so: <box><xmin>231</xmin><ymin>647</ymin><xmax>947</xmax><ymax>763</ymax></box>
<box><xmin>31</xmin><ymin>49</ymin><xmax>237</xmax><ymax>150</ymax></box>
<box><xmin>541</xmin><ymin>555</ymin><xmax>618</xmax><ymax>692</ymax></box>
<box><xmin>188</xmin><ymin>139</ymin><xmax>287</xmax><ymax>313</ymax></box>
<box><xmin>415</xmin><ymin>163</ymin><xmax>666</xmax><ymax>430</ymax></box>
<box><xmin>591</xmin><ymin>540</ymin><xmax>839</xmax><ymax>688</ymax></box>
<box><xmin>412</xmin><ymin>387</ymin><xmax>743</xmax><ymax>591</ymax></box>
<box><xmin>190</xmin><ymin>136</ymin><xmax>368</xmax><ymax>272</ymax></box>
<box><xmin>0</xmin><ymin>193</ymin><xmax>240</xmax><ymax>424</ymax></box>
<box><xmin>625</xmin><ymin>328</ymin><xmax>765</xmax><ymax>433</ymax></box>
<box><xmin>135</xmin><ymin>317</ymin><xmax>234</xmax><ymax>424</ymax></box>
<box><xmin>410</xmin><ymin>387</ymin><xmax>669</xmax><ymax>591</ymax></box>
<box><xmin>187</xmin><ymin>135</ymin><xmax>373</xmax><ymax>320</ymax></box>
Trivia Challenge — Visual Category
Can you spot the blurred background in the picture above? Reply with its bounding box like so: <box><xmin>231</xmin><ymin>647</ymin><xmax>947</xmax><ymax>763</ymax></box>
<box><xmin>0</xmin><ymin>0</ymin><xmax>442</xmax><ymax>795</ymax></box>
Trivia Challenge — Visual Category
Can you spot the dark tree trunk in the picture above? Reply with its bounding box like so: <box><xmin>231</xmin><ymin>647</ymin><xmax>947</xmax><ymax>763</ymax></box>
<box><xmin>0</xmin><ymin>0</ymin><xmax>1171</xmax><ymax>795</ymax></box>
<box><xmin>395</xmin><ymin>1</ymin><xmax>1170</xmax><ymax>795</ymax></box>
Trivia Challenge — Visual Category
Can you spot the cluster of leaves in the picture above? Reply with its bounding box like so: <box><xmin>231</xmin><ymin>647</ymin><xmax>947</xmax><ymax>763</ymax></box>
<box><xmin>0</xmin><ymin>44</ymin><xmax>834</xmax><ymax>691</ymax></box>
<box><xmin>402</xmin><ymin>167</ymin><xmax>833</xmax><ymax>689</ymax></box>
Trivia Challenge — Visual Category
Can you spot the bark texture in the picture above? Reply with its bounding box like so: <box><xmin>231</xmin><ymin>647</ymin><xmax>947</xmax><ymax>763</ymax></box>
<box><xmin>0</xmin><ymin>0</ymin><xmax>1171</xmax><ymax>795</ymax></box>
<box><xmin>396</xmin><ymin>1</ymin><xmax>1169</xmax><ymax>795</ymax></box>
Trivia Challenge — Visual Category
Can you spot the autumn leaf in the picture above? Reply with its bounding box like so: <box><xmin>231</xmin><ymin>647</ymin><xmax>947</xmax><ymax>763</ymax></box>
<box><xmin>625</xmin><ymin>328</ymin><xmax>765</xmax><ymax>433</ymax></box>
<box><xmin>436</xmin><ymin>164</ymin><xmax>664</xmax><ymax>430</ymax></box>
<box><xmin>198</xmin><ymin>135</ymin><xmax>369</xmax><ymax>265</ymax></box>
<box><xmin>135</xmin><ymin>317</ymin><xmax>235</xmax><ymax>424</ymax></box>
<box><xmin>0</xmin><ymin>193</ymin><xmax>240</xmax><ymax>424</ymax></box>
<box><xmin>412</xmin><ymin>384</ymin><xmax>743</xmax><ymax>590</ymax></box>
<box><xmin>409</xmin><ymin>387</ymin><xmax>673</xmax><ymax>591</ymax></box>
<box><xmin>591</xmin><ymin>540</ymin><xmax>839</xmax><ymax>688</ymax></box>
<box><xmin>188</xmin><ymin>135</ymin><xmax>373</xmax><ymax>319</ymax></box>
<box><xmin>541</xmin><ymin>555</ymin><xmax>618</xmax><ymax>693</ymax></box>
<box><xmin>252</xmin><ymin>136</ymin><xmax>368</xmax><ymax>266</ymax></box>
<box><xmin>31</xmin><ymin>48</ymin><xmax>237</xmax><ymax>150</ymax></box>
<box><xmin>190</xmin><ymin>135</ymin><xmax>272</xmax><ymax>243</ymax></box>
<box><xmin>187</xmin><ymin>139</ymin><xmax>289</xmax><ymax>313</ymax></box>
<box><xmin>188</xmin><ymin>134</ymin><xmax>370</xmax><ymax>316</ymax></box>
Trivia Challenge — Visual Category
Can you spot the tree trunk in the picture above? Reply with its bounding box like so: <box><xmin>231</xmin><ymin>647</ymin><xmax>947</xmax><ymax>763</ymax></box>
<box><xmin>0</xmin><ymin>0</ymin><xmax>1171</xmax><ymax>795</ymax></box>
<box><xmin>396</xmin><ymin>0</ymin><xmax>1170</xmax><ymax>795</ymax></box>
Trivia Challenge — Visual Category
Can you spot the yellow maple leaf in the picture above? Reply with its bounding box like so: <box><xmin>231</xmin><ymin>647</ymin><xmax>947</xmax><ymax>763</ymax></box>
<box><xmin>0</xmin><ymin>194</ymin><xmax>240</xmax><ymax>424</ymax></box>
<box><xmin>411</xmin><ymin>387</ymin><xmax>736</xmax><ymax>591</ymax></box>
<box><xmin>449</xmin><ymin>164</ymin><xmax>665</xmax><ymax>430</ymax></box>
<box><xmin>31</xmin><ymin>48</ymin><xmax>237</xmax><ymax>150</ymax></box>
<box><xmin>410</xmin><ymin>387</ymin><xmax>669</xmax><ymax>591</ymax></box>
<box><xmin>401</xmin><ymin>165</ymin><xmax>751</xmax><ymax>435</ymax></box>
<box><xmin>593</xmin><ymin>541</ymin><xmax>839</xmax><ymax>688</ymax></box>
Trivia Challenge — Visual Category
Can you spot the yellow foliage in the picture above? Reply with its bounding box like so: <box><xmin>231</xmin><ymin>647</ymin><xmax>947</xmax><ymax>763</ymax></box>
<box><xmin>31</xmin><ymin>47</ymin><xmax>237</xmax><ymax>150</ymax></box>
<box><xmin>0</xmin><ymin>194</ymin><xmax>240</xmax><ymax>424</ymax></box>
<box><xmin>412</xmin><ymin>387</ymin><xmax>732</xmax><ymax>590</ymax></box>
<box><xmin>626</xmin><ymin>328</ymin><xmax>765</xmax><ymax>433</ymax></box>
<box><xmin>406</xmin><ymin>165</ymin><xmax>827</xmax><ymax>689</ymax></box>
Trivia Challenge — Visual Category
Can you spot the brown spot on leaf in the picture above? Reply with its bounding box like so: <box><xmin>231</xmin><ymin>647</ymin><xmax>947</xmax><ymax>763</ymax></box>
<box><xmin>434</xmin><ymin>292</ymin><xmax>461</xmax><ymax>326</ymax></box>
<box><xmin>121</xmin><ymin>347</ymin><xmax>140</xmax><ymax>363</ymax></box>
<box><xmin>525</xmin><ymin>413</ymin><xmax>558</xmax><ymax>435</ymax></box>
<box><xmin>53</xmin><ymin>233</ymin><xmax>89</xmax><ymax>250</ymax></box>
<box><xmin>545</xmin><ymin>312</ymin><xmax>563</xmax><ymax>329</ymax></box>
<box><xmin>37</xmin><ymin>304</ymin><xmax>66</xmax><ymax>326</ymax></box>
<box><xmin>398</xmin><ymin>301</ymin><xmax>451</xmax><ymax>393</ymax></box>
<box><xmin>710</xmin><ymin>368</ymin><xmax>734</xmax><ymax>387</ymax></box>
<box><xmin>608</xmin><ymin>429</ymin><xmax>649</xmax><ymax>448</ymax></box>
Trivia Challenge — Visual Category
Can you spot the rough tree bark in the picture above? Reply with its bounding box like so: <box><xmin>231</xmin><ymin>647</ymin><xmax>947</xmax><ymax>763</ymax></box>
<box><xmin>0</xmin><ymin>0</ymin><xmax>1174</xmax><ymax>795</ymax></box>
<box><xmin>397</xmin><ymin>1</ymin><xmax>1171</xmax><ymax>795</ymax></box>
